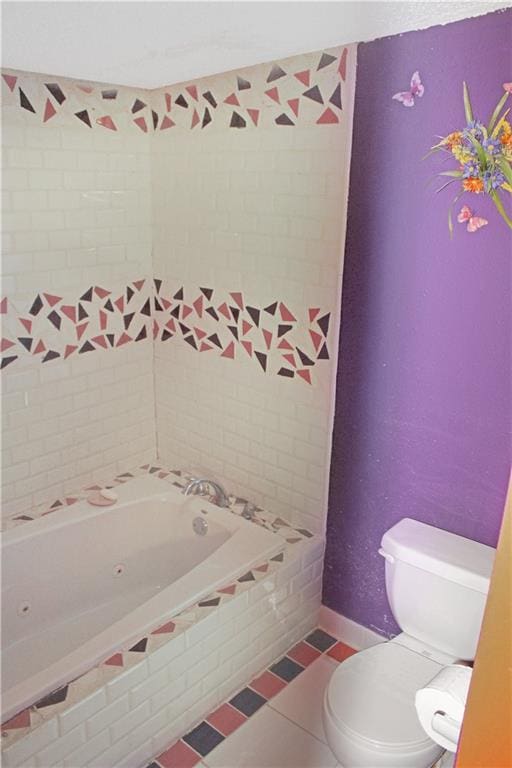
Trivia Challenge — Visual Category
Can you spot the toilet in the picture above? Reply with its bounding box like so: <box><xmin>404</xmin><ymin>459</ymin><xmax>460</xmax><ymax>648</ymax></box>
<box><xmin>323</xmin><ymin>517</ymin><xmax>495</xmax><ymax>768</ymax></box>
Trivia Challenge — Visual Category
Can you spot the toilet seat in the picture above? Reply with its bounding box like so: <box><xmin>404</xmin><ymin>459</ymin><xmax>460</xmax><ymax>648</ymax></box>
<box><xmin>324</xmin><ymin>641</ymin><xmax>445</xmax><ymax>767</ymax></box>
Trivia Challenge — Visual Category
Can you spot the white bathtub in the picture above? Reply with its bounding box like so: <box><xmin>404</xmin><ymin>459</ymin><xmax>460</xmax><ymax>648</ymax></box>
<box><xmin>1</xmin><ymin>474</ymin><xmax>281</xmax><ymax>723</ymax></box>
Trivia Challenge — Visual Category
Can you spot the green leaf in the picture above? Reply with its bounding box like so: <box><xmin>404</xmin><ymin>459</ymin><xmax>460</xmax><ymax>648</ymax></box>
<box><xmin>438</xmin><ymin>170</ymin><xmax>463</xmax><ymax>177</ymax></box>
<box><xmin>436</xmin><ymin>179</ymin><xmax>458</xmax><ymax>194</ymax></box>
<box><xmin>448</xmin><ymin>191</ymin><xmax>464</xmax><ymax>236</ymax></box>
<box><xmin>491</xmin><ymin>190</ymin><xmax>512</xmax><ymax>229</ymax></box>
<box><xmin>463</xmin><ymin>82</ymin><xmax>474</xmax><ymax>123</ymax></box>
<box><xmin>491</xmin><ymin>108</ymin><xmax>511</xmax><ymax>138</ymax></box>
<box><xmin>488</xmin><ymin>91</ymin><xmax>510</xmax><ymax>133</ymax></box>
<box><xmin>498</xmin><ymin>157</ymin><xmax>512</xmax><ymax>187</ymax></box>
<box><xmin>465</xmin><ymin>133</ymin><xmax>487</xmax><ymax>168</ymax></box>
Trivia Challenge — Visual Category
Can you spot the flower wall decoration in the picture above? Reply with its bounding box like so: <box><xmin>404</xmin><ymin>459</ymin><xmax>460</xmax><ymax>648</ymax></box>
<box><xmin>428</xmin><ymin>82</ymin><xmax>512</xmax><ymax>232</ymax></box>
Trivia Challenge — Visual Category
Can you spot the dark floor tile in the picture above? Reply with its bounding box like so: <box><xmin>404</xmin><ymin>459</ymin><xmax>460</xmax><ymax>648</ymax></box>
<box><xmin>182</xmin><ymin>720</ymin><xmax>224</xmax><ymax>757</ymax></box>
<box><xmin>229</xmin><ymin>686</ymin><xmax>266</xmax><ymax>716</ymax></box>
<box><xmin>269</xmin><ymin>656</ymin><xmax>304</xmax><ymax>682</ymax></box>
<box><xmin>304</xmin><ymin>628</ymin><xmax>337</xmax><ymax>652</ymax></box>
<box><xmin>146</xmin><ymin>763</ymin><xmax>160</xmax><ymax>768</ymax></box>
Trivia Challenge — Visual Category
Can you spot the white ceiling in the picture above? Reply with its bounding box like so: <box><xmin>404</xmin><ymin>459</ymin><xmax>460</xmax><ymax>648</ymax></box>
<box><xmin>1</xmin><ymin>1</ymin><xmax>509</xmax><ymax>89</ymax></box>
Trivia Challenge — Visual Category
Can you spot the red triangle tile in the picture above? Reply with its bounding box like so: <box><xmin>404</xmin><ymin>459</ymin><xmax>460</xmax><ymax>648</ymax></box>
<box><xmin>2</xmin><ymin>74</ymin><xmax>18</xmax><ymax>92</ymax></box>
<box><xmin>230</xmin><ymin>291</ymin><xmax>244</xmax><ymax>310</ymax></box>
<box><xmin>2</xmin><ymin>708</ymin><xmax>31</xmax><ymax>730</ymax></box>
<box><xmin>309</xmin><ymin>329</ymin><xmax>322</xmax><ymax>351</ymax></box>
<box><xmin>104</xmin><ymin>653</ymin><xmax>124</xmax><ymax>666</ymax></box>
<box><xmin>255</xmin><ymin>563</ymin><xmax>269</xmax><ymax>572</ymax></box>
<box><xmin>43</xmin><ymin>292</ymin><xmax>62</xmax><ymax>307</ymax></box>
<box><xmin>161</xmin><ymin>298</ymin><xmax>172</xmax><ymax>309</ymax></box>
<box><xmin>116</xmin><ymin>333</ymin><xmax>132</xmax><ymax>347</ymax></box>
<box><xmin>277</xmin><ymin>338</ymin><xmax>293</xmax><ymax>351</ymax></box>
<box><xmin>279</xmin><ymin>302</ymin><xmax>296</xmax><ymax>322</ymax></box>
<box><xmin>283</xmin><ymin>353</ymin><xmax>296</xmax><ymax>368</ymax></box>
<box><xmin>338</xmin><ymin>48</ymin><xmax>348</xmax><ymax>81</ymax></box>
<box><xmin>94</xmin><ymin>286</ymin><xmax>110</xmax><ymax>299</ymax></box>
<box><xmin>99</xmin><ymin>311</ymin><xmax>107</xmax><ymax>331</ymax></box>
<box><xmin>43</xmin><ymin>98</ymin><xmax>57</xmax><ymax>123</ymax></box>
<box><xmin>97</xmin><ymin>115</ymin><xmax>117</xmax><ymax>131</ymax></box>
<box><xmin>294</xmin><ymin>70</ymin><xmax>310</xmax><ymax>87</ymax></box>
<box><xmin>193</xmin><ymin>296</ymin><xmax>203</xmax><ymax>317</ymax></box>
<box><xmin>164</xmin><ymin>93</ymin><xmax>172</xmax><ymax>111</ymax></box>
<box><xmin>77</xmin><ymin>85</ymin><xmax>93</xmax><ymax>94</ymax></box>
<box><xmin>199</xmin><ymin>342</ymin><xmax>213</xmax><ymax>352</ymax></box>
<box><xmin>241</xmin><ymin>340</ymin><xmax>253</xmax><ymax>356</ymax></box>
<box><xmin>114</xmin><ymin>296</ymin><xmax>124</xmax><ymax>313</ymax></box>
<box><xmin>248</xmin><ymin>109</ymin><xmax>260</xmax><ymax>126</ymax></box>
<box><xmin>309</xmin><ymin>307</ymin><xmax>320</xmax><ymax>322</ymax></box>
<box><xmin>0</xmin><ymin>338</ymin><xmax>15</xmax><ymax>352</ymax></box>
<box><xmin>20</xmin><ymin>318</ymin><xmax>32</xmax><ymax>333</ymax></box>
<box><xmin>160</xmin><ymin>115</ymin><xmax>175</xmax><ymax>130</ymax></box>
<box><xmin>218</xmin><ymin>302</ymin><xmax>231</xmax><ymax>320</ymax></box>
<box><xmin>182</xmin><ymin>304</ymin><xmax>193</xmax><ymax>319</ymax></box>
<box><xmin>0</xmin><ymin>297</ymin><xmax>7</xmax><ymax>314</ymax></box>
<box><xmin>134</xmin><ymin>116</ymin><xmax>148</xmax><ymax>133</ymax></box>
<box><xmin>317</xmin><ymin>108</ymin><xmax>339</xmax><ymax>125</ymax></box>
<box><xmin>191</xmin><ymin>109</ymin><xmax>200</xmax><ymax>128</ymax></box>
<box><xmin>265</xmin><ymin>87</ymin><xmax>280</xmax><ymax>104</ymax></box>
<box><xmin>152</xmin><ymin>620</ymin><xmax>176</xmax><ymax>635</ymax></box>
<box><xmin>194</xmin><ymin>327</ymin><xmax>207</xmax><ymax>340</ymax></box>
<box><xmin>288</xmin><ymin>98</ymin><xmax>299</xmax><ymax>117</ymax></box>
<box><xmin>165</xmin><ymin>319</ymin><xmax>176</xmax><ymax>332</ymax></box>
<box><xmin>64</xmin><ymin>344</ymin><xmax>78</xmax><ymax>359</ymax></box>
<box><xmin>133</xmin><ymin>280</ymin><xmax>145</xmax><ymax>291</ymax></box>
<box><xmin>218</xmin><ymin>584</ymin><xmax>237</xmax><ymax>595</ymax></box>
<box><xmin>61</xmin><ymin>305</ymin><xmax>76</xmax><ymax>323</ymax></box>
<box><xmin>34</xmin><ymin>340</ymin><xmax>46</xmax><ymax>354</ymax></box>
<box><xmin>186</xmin><ymin>84</ymin><xmax>198</xmax><ymax>101</ymax></box>
<box><xmin>224</xmin><ymin>93</ymin><xmax>240</xmax><ymax>106</ymax></box>
<box><xmin>297</xmin><ymin>369</ymin><xmax>312</xmax><ymax>384</ymax></box>
<box><xmin>242</xmin><ymin>320</ymin><xmax>252</xmax><ymax>336</ymax></box>
<box><xmin>76</xmin><ymin>323</ymin><xmax>89</xmax><ymax>340</ymax></box>
<box><xmin>221</xmin><ymin>341</ymin><xmax>235</xmax><ymax>359</ymax></box>
<box><xmin>262</xmin><ymin>329</ymin><xmax>272</xmax><ymax>350</ymax></box>
<box><xmin>153</xmin><ymin>320</ymin><xmax>159</xmax><ymax>339</ymax></box>
<box><xmin>92</xmin><ymin>335</ymin><xmax>108</xmax><ymax>348</ymax></box>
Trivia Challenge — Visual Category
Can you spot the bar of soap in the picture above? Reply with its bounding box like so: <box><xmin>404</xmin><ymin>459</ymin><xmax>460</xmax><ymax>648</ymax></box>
<box><xmin>87</xmin><ymin>489</ymin><xmax>118</xmax><ymax>506</ymax></box>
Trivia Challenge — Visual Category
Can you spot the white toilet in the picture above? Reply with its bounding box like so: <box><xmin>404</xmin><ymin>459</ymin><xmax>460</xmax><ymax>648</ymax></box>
<box><xmin>323</xmin><ymin>517</ymin><xmax>495</xmax><ymax>768</ymax></box>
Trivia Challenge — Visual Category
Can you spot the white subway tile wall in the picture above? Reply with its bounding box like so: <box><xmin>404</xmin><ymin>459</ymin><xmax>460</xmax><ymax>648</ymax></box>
<box><xmin>1</xmin><ymin>77</ymin><xmax>156</xmax><ymax>518</ymax></box>
<box><xmin>1</xmin><ymin>45</ymin><xmax>355</xmax><ymax>532</ymax></box>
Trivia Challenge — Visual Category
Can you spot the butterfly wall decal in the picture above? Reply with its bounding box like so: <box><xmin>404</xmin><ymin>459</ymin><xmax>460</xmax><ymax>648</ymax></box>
<box><xmin>457</xmin><ymin>205</ymin><xmax>488</xmax><ymax>233</ymax></box>
<box><xmin>392</xmin><ymin>71</ymin><xmax>424</xmax><ymax>107</ymax></box>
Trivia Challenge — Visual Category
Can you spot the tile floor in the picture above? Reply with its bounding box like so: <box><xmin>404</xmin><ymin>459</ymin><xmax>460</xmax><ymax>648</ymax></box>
<box><xmin>144</xmin><ymin>628</ymin><xmax>355</xmax><ymax>768</ymax></box>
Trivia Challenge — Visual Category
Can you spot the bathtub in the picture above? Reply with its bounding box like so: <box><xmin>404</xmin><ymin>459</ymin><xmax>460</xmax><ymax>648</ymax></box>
<box><xmin>1</xmin><ymin>474</ymin><xmax>281</xmax><ymax>723</ymax></box>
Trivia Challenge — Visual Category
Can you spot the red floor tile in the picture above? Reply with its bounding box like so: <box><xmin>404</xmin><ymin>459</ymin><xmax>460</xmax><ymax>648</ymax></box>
<box><xmin>206</xmin><ymin>703</ymin><xmax>247</xmax><ymax>736</ymax></box>
<box><xmin>157</xmin><ymin>739</ymin><xmax>201</xmax><ymax>768</ymax></box>
<box><xmin>249</xmin><ymin>670</ymin><xmax>287</xmax><ymax>699</ymax></box>
<box><xmin>327</xmin><ymin>641</ymin><xmax>357</xmax><ymax>663</ymax></box>
<box><xmin>287</xmin><ymin>641</ymin><xmax>322</xmax><ymax>667</ymax></box>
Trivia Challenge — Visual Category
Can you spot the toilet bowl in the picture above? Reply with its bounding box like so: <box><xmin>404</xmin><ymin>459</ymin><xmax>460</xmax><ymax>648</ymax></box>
<box><xmin>322</xmin><ymin>518</ymin><xmax>495</xmax><ymax>768</ymax></box>
<box><xmin>323</xmin><ymin>640</ymin><xmax>444</xmax><ymax>768</ymax></box>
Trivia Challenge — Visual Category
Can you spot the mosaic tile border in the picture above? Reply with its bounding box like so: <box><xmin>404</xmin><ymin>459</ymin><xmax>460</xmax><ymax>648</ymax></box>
<box><xmin>2</xmin><ymin>45</ymin><xmax>350</xmax><ymax>132</ymax></box>
<box><xmin>1</xmin><ymin>280</ymin><xmax>331</xmax><ymax>383</ymax></box>
<box><xmin>1</xmin><ymin>463</ymin><xmax>314</xmax><ymax>748</ymax></box>
<box><xmin>145</xmin><ymin>628</ymin><xmax>356</xmax><ymax>767</ymax></box>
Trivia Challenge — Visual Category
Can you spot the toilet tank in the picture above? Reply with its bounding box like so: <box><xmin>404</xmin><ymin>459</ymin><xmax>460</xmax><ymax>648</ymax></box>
<box><xmin>380</xmin><ymin>518</ymin><xmax>495</xmax><ymax>660</ymax></box>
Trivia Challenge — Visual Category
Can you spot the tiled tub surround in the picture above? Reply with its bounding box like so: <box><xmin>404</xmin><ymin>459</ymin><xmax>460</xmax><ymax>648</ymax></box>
<box><xmin>152</xmin><ymin>47</ymin><xmax>356</xmax><ymax>534</ymax></box>
<box><xmin>1</xmin><ymin>464</ymin><xmax>323</xmax><ymax>768</ymax></box>
<box><xmin>1</xmin><ymin>70</ymin><xmax>155</xmax><ymax>519</ymax></box>
<box><xmin>2</xmin><ymin>473</ymin><xmax>285</xmax><ymax>723</ymax></box>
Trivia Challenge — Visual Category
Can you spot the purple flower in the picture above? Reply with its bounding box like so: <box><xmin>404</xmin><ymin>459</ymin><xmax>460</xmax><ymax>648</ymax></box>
<box><xmin>462</xmin><ymin>160</ymin><xmax>481</xmax><ymax>178</ymax></box>
<box><xmin>463</xmin><ymin>120</ymin><xmax>485</xmax><ymax>141</ymax></box>
<box><xmin>483</xmin><ymin>137</ymin><xmax>502</xmax><ymax>156</ymax></box>
<box><xmin>483</xmin><ymin>168</ymin><xmax>505</xmax><ymax>193</ymax></box>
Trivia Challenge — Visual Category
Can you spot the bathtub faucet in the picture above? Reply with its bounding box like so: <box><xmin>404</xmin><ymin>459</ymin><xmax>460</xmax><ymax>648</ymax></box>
<box><xmin>183</xmin><ymin>478</ymin><xmax>231</xmax><ymax>508</ymax></box>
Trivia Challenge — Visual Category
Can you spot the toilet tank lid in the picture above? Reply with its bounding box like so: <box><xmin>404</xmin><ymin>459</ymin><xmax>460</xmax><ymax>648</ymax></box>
<box><xmin>381</xmin><ymin>518</ymin><xmax>495</xmax><ymax>594</ymax></box>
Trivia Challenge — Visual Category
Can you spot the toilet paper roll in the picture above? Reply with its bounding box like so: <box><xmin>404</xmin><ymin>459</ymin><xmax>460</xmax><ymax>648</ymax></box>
<box><xmin>415</xmin><ymin>664</ymin><xmax>472</xmax><ymax>752</ymax></box>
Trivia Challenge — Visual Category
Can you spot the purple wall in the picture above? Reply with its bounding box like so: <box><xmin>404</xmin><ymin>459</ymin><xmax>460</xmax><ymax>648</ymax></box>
<box><xmin>323</xmin><ymin>10</ymin><xmax>512</xmax><ymax>637</ymax></box>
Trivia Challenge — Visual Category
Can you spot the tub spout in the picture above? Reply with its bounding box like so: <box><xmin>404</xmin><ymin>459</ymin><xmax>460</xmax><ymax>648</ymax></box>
<box><xmin>183</xmin><ymin>478</ymin><xmax>230</xmax><ymax>508</ymax></box>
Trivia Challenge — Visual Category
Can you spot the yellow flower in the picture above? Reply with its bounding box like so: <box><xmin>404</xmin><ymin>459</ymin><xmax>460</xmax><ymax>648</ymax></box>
<box><xmin>500</xmin><ymin>120</ymin><xmax>511</xmax><ymax>136</ymax></box>
<box><xmin>452</xmin><ymin>145</ymin><xmax>473</xmax><ymax>164</ymax></box>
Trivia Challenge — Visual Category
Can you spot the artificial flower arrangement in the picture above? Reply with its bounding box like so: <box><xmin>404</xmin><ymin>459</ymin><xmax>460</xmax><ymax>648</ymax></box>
<box><xmin>428</xmin><ymin>82</ymin><xmax>512</xmax><ymax>232</ymax></box>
